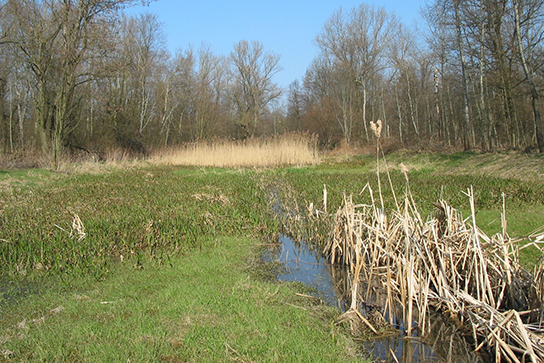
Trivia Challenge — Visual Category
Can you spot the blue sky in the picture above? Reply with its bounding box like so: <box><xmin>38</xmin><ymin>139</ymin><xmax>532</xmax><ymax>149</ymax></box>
<box><xmin>125</xmin><ymin>1</ymin><xmax>424</xmax><ymax>88</ymax></box>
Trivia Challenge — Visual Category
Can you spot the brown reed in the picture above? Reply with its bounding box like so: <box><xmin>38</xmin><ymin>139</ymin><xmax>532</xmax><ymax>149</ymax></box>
<box><xmin>320</xmin><ymin>180</ymin><xmax>544</xmax><ymax>361</ymax></box>
<box><xmin>152</xmin><ymin>133</ymin><xmax>319</xmax><ymax>168</ymax></box>
<box><xmin>315</xmin><ymin>120</ymin><xmax>544</xmax><ymax>361</ymax></box>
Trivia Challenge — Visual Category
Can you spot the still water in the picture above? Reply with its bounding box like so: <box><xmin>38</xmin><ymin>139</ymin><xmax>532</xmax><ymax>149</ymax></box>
<box><xmin>266</xmin><ymin>235</ymin><xmax>484</xmax><ymax>363</ymax></box>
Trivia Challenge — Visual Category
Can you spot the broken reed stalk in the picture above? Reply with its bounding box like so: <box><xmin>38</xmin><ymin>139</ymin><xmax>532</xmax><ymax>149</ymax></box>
<box><xmin>322</xmin><ymin>182</ymin><xmax>544</xmax><ymax>361</ymax></box>
<box><xmin>323</xmin><ymin>120</ymin><xmax>544</xmax><ymax>361</ymax></box>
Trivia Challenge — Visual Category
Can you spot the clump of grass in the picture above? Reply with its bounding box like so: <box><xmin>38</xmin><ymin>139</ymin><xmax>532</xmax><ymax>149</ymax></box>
<box><xmin>153</xmin><ymin>133</ymin><xmax>319</xmax><ymax>168</ymax></box>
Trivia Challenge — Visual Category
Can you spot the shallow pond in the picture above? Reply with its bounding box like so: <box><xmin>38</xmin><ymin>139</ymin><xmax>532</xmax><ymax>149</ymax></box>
<box><xmin>266</xmin><ymin>234</ymin><xmax>485</xmax><ymax>363</ymax></box>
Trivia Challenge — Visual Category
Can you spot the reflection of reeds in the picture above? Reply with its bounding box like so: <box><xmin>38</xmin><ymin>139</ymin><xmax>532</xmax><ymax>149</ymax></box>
<box><xmin>321</xmin><ymin>174</ymin><xmax>544</xmax><ymax>361</ymax></box>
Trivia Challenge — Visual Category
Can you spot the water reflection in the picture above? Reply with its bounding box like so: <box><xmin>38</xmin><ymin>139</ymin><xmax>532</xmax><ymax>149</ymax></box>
<box><xmin>267</xmin><ymin>234</ymin><xmax>485</xmax><ymax>363</ymax></box>
<box><xmin>272</xmin><ymin>234</ymin><xmax>348</xmax><ymax>310</ymax></box>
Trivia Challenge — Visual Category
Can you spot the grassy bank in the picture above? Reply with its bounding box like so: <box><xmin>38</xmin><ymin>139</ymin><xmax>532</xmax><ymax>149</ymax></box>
<box><xmin>1</xmin><ymin>237</ymin><xmax>359</xmax><ymax>362</ymax></box>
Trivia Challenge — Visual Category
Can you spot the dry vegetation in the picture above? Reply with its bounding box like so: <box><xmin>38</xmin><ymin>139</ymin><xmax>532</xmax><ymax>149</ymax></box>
<box><xmin>274</xmin><ymin>121</ymin><xmax>544</xmax><ymax>361</ymax></box>
<box><xmin>151</xmin><ymin>133</ymin><xmax>319</xmax><ymax>168</ymax></box>
<box><xmin>321</xmin><ymin>184</ymin><xmax>544</xmax><ymax>361</ymax></box>
<box><xmin>311</xmin><ymin>121</ymin><xmax>544</xmax><ymax>361</ymax></box>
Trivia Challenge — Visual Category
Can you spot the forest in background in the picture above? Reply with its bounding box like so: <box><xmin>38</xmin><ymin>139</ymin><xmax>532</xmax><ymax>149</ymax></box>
<box><xmin>0</xmin><ymin>0</ymin><xmax>543</xmax><ymax>168</ymax></box>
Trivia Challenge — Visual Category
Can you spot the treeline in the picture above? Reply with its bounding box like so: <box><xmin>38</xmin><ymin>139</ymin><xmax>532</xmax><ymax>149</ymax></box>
<box><xmin>0</xmin><ymin>0</ymin><xmax>543</xmax><ymax>167</ymax></box>
<box><xmin>0</xmin><ymin>0</ymin><xmax>282</xmax><ymax>166</ymax></box>
<box><xmin>295</xmin><ymin>0</ymin><xmax>544</xmax><ymax>152</ymax></box>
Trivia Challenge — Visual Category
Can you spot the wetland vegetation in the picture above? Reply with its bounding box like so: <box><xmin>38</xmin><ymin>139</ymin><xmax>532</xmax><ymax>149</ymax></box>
<box><xmin>3</xmin><ymin>0</ymin><xmax>544</xmax><ymax>359</ymax></box>
<box><xmin>1</xmin><ymin>146</ymin><xmax>543</xmax><ymax>362</ymax></box>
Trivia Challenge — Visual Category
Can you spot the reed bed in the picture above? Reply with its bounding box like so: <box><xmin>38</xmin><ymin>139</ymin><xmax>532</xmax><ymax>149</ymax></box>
<box><xmin>153</xmin><ymin>133</ymin><xmax>319</xmax><ymax>168</ymax></box>
<box><xmin>280</xmin><ymin>120</ymin><xmax>544</xmax><ymax>361</ymax></box>
<box><xmin>318</xmin><ymin>178</ymin><xmax>544</xmax><ymax>361</ymax></box>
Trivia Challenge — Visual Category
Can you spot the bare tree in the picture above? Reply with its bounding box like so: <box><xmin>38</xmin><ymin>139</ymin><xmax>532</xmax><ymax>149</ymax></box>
<box><xmin>286</xmin><ymin>79</ymin><xmax>304</xmax><ymax>131</ymax></box>
<box><xmin>3</xmin><ymin>0</ymin><xmax>151</xmax><ymax>166</ymax></box>
<box><xmin>191</xmin><ymin>45</ymin><xmax>224</xmax><ymax>140</ymax></box>
<box><xmin>126</xmin><ymin>13</ymin><xmax>166</xmax><ymax>138</ymax></box>
<box><xmin>156</xmin><ymin>56</ymin><xmax>180</xmax><ymax>147</ymax></box>
<box><xmin>229</xmin><ymin>40</ymin><xmax>282</xmax><ymax>138</ymax></box>
<box><xmin>389</xmin><ymin>23</ymin><xmax>427</xmax><ymax>144</ymax></box>
<box><xmin>422</xmin><ymin>0</ymin><xmax>544</xmax><ymax>151</ymax></box>
<box><xmin>514</xmin><ymin>0</ymin><xmax>544</xmax><ymax>152</ymax></box>
<box><xmin>455</xmin><ymin>0</ymin><xmax>474</xmax><ymax>150</ymax></box>
<box><xmin>302</xmin><ymin>57</ymin><xmax>343</xmax><ymax>145</ymax></box>
<box><xmin>314</xmin><ymin>4</ymin><xmax>398</xmax><ymax>144</ymax></box>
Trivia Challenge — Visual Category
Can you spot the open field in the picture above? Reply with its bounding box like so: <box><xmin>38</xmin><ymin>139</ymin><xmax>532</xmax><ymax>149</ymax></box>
<box><xmin>1</xmin><ymin>150</ymin><xmax>543</xmax><ymax>361</ymax></box>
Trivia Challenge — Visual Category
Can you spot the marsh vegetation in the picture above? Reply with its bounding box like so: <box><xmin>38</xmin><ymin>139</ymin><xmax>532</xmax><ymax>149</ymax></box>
<box><xmin>0</xmin><ymin>141</ymin><xmax>543</xmax><ymax>361</ymax></box>
<box><xmin>272</xmin><ymin>137</ymin><xmax>544</xmax><ymax>361</ymax></box>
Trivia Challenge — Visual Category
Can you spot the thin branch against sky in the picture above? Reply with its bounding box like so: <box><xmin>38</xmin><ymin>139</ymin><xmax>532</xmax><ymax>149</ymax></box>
<box><xmin>125</xmin><ymin>0</ymin><xmax>424</xmax><ymax>88</ymax></box>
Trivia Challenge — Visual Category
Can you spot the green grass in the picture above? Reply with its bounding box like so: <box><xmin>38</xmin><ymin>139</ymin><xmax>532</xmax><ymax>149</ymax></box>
<box><xmin>0</xmin><ymin>166</ymin><xmax>277</xmax><ymax>279</ymax></box>
<box><xmin>1</xmin><ymin>237</ymin><xmax>360</xmax><ymax>362</ymax></box>
<box><xmin>1</xmin><ymin>151</ymin><xmax>543</xmax><ymax>362</ymax></box>
<box><xmin>0</xmin><ymin>168</ymin><xmax>59</xmax><ymax>190</ymax></box>
<box><xmin>0</xmin><ymin>165</ymin><xmax>364</xmax><ymax>362</ymax></box>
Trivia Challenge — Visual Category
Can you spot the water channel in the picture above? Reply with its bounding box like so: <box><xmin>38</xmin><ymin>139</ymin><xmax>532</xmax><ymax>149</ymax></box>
<box><xmin>265</xmin><ymin>234</ymin><xmax>485</xmax><ymax>363</ymax></box>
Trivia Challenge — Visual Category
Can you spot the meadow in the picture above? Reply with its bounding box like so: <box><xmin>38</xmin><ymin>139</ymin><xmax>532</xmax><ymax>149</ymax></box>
<box><xmin>1</xmin><ymin>137</ymin><xmax>543</xmax><ymax>361</ymax></box>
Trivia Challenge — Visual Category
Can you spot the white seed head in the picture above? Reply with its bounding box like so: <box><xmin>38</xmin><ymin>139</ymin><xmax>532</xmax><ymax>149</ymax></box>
<box><xmin>370</xmin><ymin>120</ymin><xmax>383</xmax><ymax>138</ymax></box>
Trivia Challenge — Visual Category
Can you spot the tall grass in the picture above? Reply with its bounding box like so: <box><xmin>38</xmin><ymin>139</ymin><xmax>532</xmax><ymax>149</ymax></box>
<box><xmin>153</xmin><ymin>133</ymin><xmax>319</xmax><ymax>167</ymax></box>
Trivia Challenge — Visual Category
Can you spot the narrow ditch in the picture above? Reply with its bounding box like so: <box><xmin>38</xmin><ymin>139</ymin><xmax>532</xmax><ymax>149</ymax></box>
<box><xmin>264</xmin><ymin>234</ymin><xmax>485</xmax><ymax>362</ymax></box>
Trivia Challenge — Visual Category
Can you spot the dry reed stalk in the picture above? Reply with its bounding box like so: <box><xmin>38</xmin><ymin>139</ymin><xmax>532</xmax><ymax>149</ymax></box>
<box><xmin>71</xmin><ymin>213</ymin><xmax>86</xmax><ymax>241</ymax></box>
<box><xmin>526</xmin><ymin>230</ymin><xmax>544</xmax><ymax>308</ymax></box>
<box><xmin>152</xmin><ymin>133</ymin><xmax>319</xmax><ymax>167</ymax></box>
<box><xmin>320</xmin><ymin>182</ymin><xmax>544</xmax><ymax>361</ymax></box>
<box><xmin>323</xmin><ymin>184</ymin><xmax>328</xmax><ymax>216</ymax></box>
<box><xmin>55</xmin><ymin>213</ymin><xmax>86</xmax><ymax>241</ymax></box>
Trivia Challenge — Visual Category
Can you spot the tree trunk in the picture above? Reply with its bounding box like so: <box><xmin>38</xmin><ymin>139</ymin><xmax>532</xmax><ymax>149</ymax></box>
<box><xmin>406</xmin><ymin>76</ymin><xmax>419</xmax><ymax>137</ymax></box>
<box><xmin>478</xmin><ymin>1</ymin><xmax>493</xmax><ymax>151</ymax></box>
<box><xmin>395</xmin><ymin>88</ymin><xmax>403</xmax><ymax>144</ymax></box>
<box><xmin>455</xmin><ymin>0</ymin><xmax>471</xmax><ymax>150</ymax></box>
<box><xmin>361</xmin><ymin>83</ymin><xmax>369</xmax><ymax>143</ymax></box>
<box><xmin>8</xmin><ymin>82</ymin><xmax>14</xmax><ymax>153</ymax></box>
<box><xmin>434</xmin><ymin>66</ymin><xmax>441</xmax><ymax>142</ymax></box>
<box><xmin>514</xmin><ymin>0</ymin><xmax>544</xmax><ymax>152</ymax></box>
